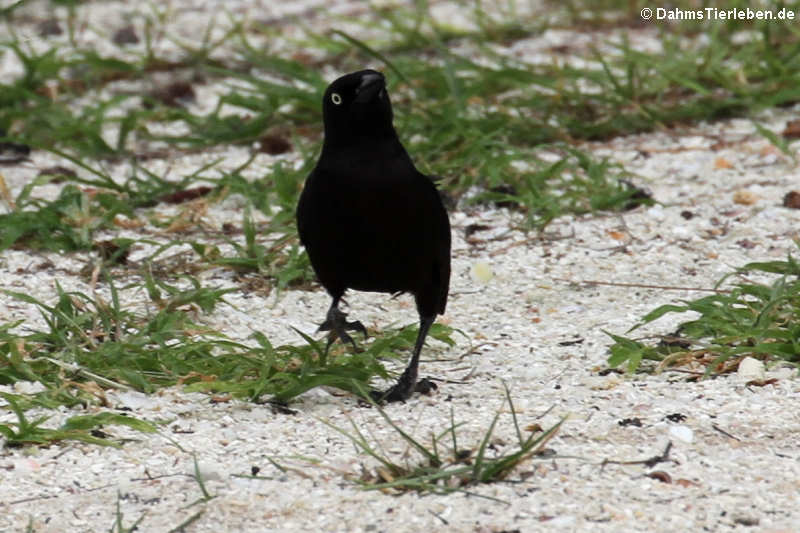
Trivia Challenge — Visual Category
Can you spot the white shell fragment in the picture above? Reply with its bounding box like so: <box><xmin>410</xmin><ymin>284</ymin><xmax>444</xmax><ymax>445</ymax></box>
<box><xmin>737</xmin><ymin>356</ymin><xmax>766</xmax><ymax>382</ymax></box>
<box><xmin>470</xmin><ymin>260</ymin><xmax>494</xmax><ymax>284</ymax></box>
<box><xmin>669</xmin><ymin>425</ymin><xmax>694</xmax><ymax>444</ymax></box>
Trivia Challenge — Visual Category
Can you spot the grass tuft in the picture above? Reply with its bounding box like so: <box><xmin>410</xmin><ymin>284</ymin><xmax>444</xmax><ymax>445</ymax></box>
<box><xmin>1</xmin><ymin>278</ymin><xmax>459</xmax><ymax>447</ymax></box>
<box><xmin>321</xmin><ymin>383</ymin><xmax>563</xmax><ymax>495</ymax></box>
<box><xmin>607</xmin><ymin>244</ymin><xmax>800</xmax><ymax>375</ymax></box>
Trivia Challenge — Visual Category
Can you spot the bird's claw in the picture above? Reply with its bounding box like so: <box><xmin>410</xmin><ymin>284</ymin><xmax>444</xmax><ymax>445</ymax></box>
<box><xmin>415</xmin><ymin>377</ymin><xmax>438</xmax><ymax>394</ymax></box>
<box><xmin>318</xmin><ymin>307</ymin><xmax>367</xmax><ymax>351</ymax></box>
<box><xmin>368</xmin><ymin>377</ymin><xmax>437</xmax><ymax>404</ymax></box>
<box><xmin>344</xmin><ymin>319</ymin><xmax>368</xmax><ymax>338</ymax></box>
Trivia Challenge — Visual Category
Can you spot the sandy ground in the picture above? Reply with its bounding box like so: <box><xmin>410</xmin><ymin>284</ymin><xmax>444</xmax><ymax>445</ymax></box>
<box><xmin>2</xmin><ymin>1</ymin><xmax>800</xmax><ymax>532</ymax></box>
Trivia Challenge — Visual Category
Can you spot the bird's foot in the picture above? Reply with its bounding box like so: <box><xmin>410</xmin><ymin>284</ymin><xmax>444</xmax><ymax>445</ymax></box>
<box><xmin>369</xmin><ymin>377</ymin><xmax>437</xmax><ymax>404</ymax></box>
<box><xmin>415</xmin><ymin>378</ymin><xmax>438</xmax><ymax>395</ymax></box>
<box><xmin>317</xmin><ymin>307</ymin><xmax>367</xmax><ymax>350</ymax></box>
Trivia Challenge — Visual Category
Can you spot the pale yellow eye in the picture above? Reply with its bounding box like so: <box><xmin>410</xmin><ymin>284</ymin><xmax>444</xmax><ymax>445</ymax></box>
<box><xmin>331</xmin><ymin>93</ymin><xmax>342</xmax><ymax>105</ymax></box>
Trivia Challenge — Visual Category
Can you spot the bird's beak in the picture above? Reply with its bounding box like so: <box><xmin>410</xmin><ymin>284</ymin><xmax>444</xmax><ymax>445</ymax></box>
<box><xmin>355</xmin><ymin>72</ymin><xmax>385</xmax><ymax>103</ymax></box>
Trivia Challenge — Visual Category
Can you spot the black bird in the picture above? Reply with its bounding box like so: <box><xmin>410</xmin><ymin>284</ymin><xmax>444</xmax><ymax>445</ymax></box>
<box><xmin>296</xmin><ymin>69</ymin><xmax>451</xmax><ymax>402</ymax></box>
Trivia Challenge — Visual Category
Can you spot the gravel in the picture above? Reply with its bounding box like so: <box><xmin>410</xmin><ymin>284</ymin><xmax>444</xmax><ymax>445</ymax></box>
<box><xmin>2</xmin><ymin>1</ymin><xmax>800</xmax><ymax>532</ymax></box>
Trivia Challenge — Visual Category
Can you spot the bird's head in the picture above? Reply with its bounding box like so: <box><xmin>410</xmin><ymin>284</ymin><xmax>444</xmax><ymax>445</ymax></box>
<box><xmin>321</xmin><ymin>69</ymin><xmax>395</xmax><ymax>145</ymax></box>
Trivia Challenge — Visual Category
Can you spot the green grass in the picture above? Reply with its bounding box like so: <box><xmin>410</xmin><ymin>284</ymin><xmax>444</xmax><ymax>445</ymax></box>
<box><xmin>3</xmin><ymin>1</ymin><xmax>799</xmax><ymax>247</ymax></box>
<box><xmin>0</xmin><ymin>393</ymin><xmax>157</xmax><ymax>447</ymax></box>
<box><xmin>318</xmin><ymin>383</ymin><xmax>563</xmax><ymax>496</ymax></box>
<box><xmin>0</xmin><ymin>276</ymin><xmax>458</xmax><ymax>410</ymax></box>
<box><xmin>606</xmin><ymin>244</ymin><xmax>800</xmax><ymax>375</ymax></box>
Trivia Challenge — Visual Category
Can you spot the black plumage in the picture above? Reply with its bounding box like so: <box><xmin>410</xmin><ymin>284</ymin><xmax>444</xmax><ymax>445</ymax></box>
<box><xmin>296</xmin><ymin>69</ymin><xmax>451</xmax><ymax>402</ymax></box>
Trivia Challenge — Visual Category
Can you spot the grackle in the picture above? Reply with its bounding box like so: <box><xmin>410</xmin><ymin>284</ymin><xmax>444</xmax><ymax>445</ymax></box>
<box><xmin>296</xmin><ymin>69</ymin><xmax>451</xmax><ymax>402</ymax></box>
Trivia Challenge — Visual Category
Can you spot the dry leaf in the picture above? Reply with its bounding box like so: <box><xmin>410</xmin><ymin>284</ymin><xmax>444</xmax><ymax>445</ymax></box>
<box><xmin>0</xmin><ymin>173</ymin><xmax>14</xmax><ymax>209</ymax></box>
<box><xmin>258</xmin><ymin>134</ymin><xmax>292</xmax><ymax>155</ymax></box>
<box><xmin>782</xmin><ymin>119</ymin><xmax>800</xmax><ymax>139</ymax></box>
<box><xmin>745</xmin><ymin>378</ymin><xmax>779</xmax><ymax>387</ymax></box>
<box><xmin>783</xmin><ymin>191</ymin><xmax>800</xmax><ymax>209</ymax></box>
<box><xmin>210</xmin><ymin>395</ymin><xmax>232</xmax><ymax>404</ymax></box>
<box><xmin>159</xmin><ymin>186</ymin><xmax>213</xmax><ymax>204</ymax></box>
<box><xmin>714</xmin><ymin>156</ymin><xmax>733</xmax><ymax>169</ymax></box>
<box><xmin>647</xmin><ymin>471</ymin><xmax>672</xmax><ymax>484</ymax></box>
<box><xmin>113</xmin><ymin>215</ymin><xmax>145</xmax><ymax>229</ymax></box>
<box><xmin>733</xmin><ymin>190</ymin><xmax>757</xmax><ymax>205</ymax></box>
<box><xmin>38</xmin><ymin>165</ymin><xmax>77</xmax><ymax>183</ymax></box>
<box><xmin>376</xmin><ymin>467</ymin><xmax>395</xmax><ymax>483</ymax></box>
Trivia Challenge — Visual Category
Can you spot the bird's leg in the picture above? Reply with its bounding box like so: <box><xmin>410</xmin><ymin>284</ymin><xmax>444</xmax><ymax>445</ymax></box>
<box><xmin>371</xmin><ymin>315</ymin><xmax>436</xmax><ymax>403</ymax></box>
<box><xmin>317</xmin><ymin>297</ymin><xmax>368</xmax><ymax>353</ymax></box>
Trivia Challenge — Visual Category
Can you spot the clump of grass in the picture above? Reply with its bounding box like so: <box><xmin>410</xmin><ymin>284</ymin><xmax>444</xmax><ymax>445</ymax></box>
<box><xmin>211</xmin><ymin>161</ymin><xmax>315</xmax><ymax>290</ymax></box>
<box><xmin>322</xmin><ymin>384</ymin><xmax>563</xmax><ymax>495</ymax></box>
<box><xmin>0</xmin><ymin>275</ymin><xmax>458</xmax><ymax>438</ymax></box>
<box><xmin>606</xmin><ymin>246</ymin><xmax>800</xmax><ymax>375</ymax></box>
<box><xmin>0</xmin><ymin>393</ymin><xmax>157</xmax><ymax>447</ymax></box>
<box><xmin>0</xmin><ymin>152</ymin><xmax>314</xmax><ymax>285</ymax></box>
